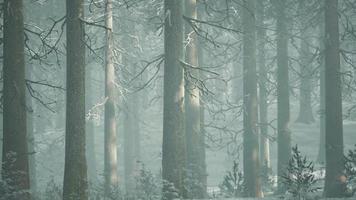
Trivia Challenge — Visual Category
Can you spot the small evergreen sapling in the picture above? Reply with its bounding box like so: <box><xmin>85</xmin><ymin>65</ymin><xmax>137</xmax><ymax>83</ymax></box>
<box><xmin>219</xmin><ymin>161</ymin><xmax>245</xmax><ymax>197</ymax></box>
<box><xmin>281</xmin><ymin>145</ymin><xmax>320</xmax><ymax>200</ymax></box>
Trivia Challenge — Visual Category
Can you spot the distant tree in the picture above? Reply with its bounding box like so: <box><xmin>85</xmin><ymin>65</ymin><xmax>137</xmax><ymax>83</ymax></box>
<box><xmin>26</xmin><ymin>65</ymin><xmax>37</xmax><ymax>197</ymax></box>
<box><xmin>317</xmin><ymin>0</ymin><xmax>326</xmax><ymax>164</ymax></box>
<box><xmin>242</xmin><ymin>0</ymin><xmax>262</xmax><ymax>197</ymax></box>
<box><xmin>63</xmin><ymin>0</ymin><xmax>88</xmax><ymax>199</ymax></box>
<box><xmin>296</xmin><ymin>0</ymin><xmax>315</xmax><ymax>124</ymax></box>
<box><xmin>273</xmin><ymin>0</ymin><xmax>292</xmax><ymax>193</ymax></box>
<box><xmin>162</xmin><ymin>0</ymin><xmax>186</xmax><ymax>199</ymax></box>
<box><xmin>323</xmin><ymin>0</ymin><xmax>347</xmax><ymax>197</ymax></box>
<box><xmin>2</xmin><ymin>0</ymin><xmax>30</xmax><ymax>199</ymax></box>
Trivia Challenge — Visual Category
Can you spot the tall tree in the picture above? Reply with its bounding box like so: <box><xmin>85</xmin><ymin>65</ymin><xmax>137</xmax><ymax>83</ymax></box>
<box><xmin>296</xmin><ymin>0</ymin><xmax>315</xmax><ymax>124</ymax></box>
<box><xmin>63</xmin><ymin>0</ymin><xmax>88</xmax><ymax>199</ymax></box>
<box><xmin>2</xmin><ymin>0</ymin><xmax>30</xmax><ymax>199</ymax></box>
<box><xmin>122</xmin><ymin>23</ymin><xmax>141</xmax><ymax>194</ymax></box>
<box><xmin>26</xmin><ymin>65</ymin><xmax>37</xmax><ymax>197</ymax></box>
<box><xmin>242</xmin><ymin>0</ymin><xmax>262</xmax><ymax>197</ymax></box>
<box><xmin>162</xmin><ymin>0</ymin><xmax>186</xmax><ymax>199</ymax></box>
<box><xmin>274</xmin><ymin>0</ymin><xmax>292</xmax><ymax>193</ymax></box>
<box><xmin>256</xmin><ymin>0</ymin><xmax>271</xmax><ymax>170</ymax></box>
<box><xmin>317</xmin><ymin>1</ymin><xmax>326</xmax><ymax>164</ymax></box>
<box><xmin>197</xmin><ymin>3</ymin><xmax>208</xmax><ymax>197</ymax></box>
<box><xmin>86</xmin><ymin>64</ymin><xmax>98</xmax><ymax>184</ymax></box>
<box><xmin>323</xmin><ymin>0</ymin><xmax>346</xmax><ymax>197</ymax></box>
<box><xmin>104</xmin><ymin>0</ymin><xmax>119</xmax><ymax>194</ymax></box>
<box><xmin>184</xmin><ymin>0</ymin><xmax>204</xmax><ymax>198</ymax></box>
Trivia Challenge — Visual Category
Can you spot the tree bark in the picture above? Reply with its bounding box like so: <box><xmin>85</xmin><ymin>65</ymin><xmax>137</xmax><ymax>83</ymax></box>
<box><xmin>104</xmin><ymin>0</ymin><xmax>119</xmax><ymax>195</ymax></box>
<box><xmin>2</xmin><ymin>0</ymin><xmax>30</xmax><ymax>199</ymax></box>
<box><xmin>274</xmin><ymin>0</ymin><xmax>292</xmax><ymax>194</ymax></box>
<box><xmin>63</xmin><ymin>0</ymin><xmax>88</xmax><ymax>199</ymax></box>
<box><xmin>242</xmin><ymin>0</ymin><xmax>262</xmax><ymax>197</ymax></box>
<box><xmin>256</xmin><ymin>0</ymin><xmax>270</xmax><ymax>170</ymax></box>
<box><xmin>323</xmin><ymin>0</ymin><xmax>346</xmax><ymax>197</ymax></box>
<box><xmin>162</xmin><ymin>0</ymin><xmax>186</xmax><ymax>199</ymax></box>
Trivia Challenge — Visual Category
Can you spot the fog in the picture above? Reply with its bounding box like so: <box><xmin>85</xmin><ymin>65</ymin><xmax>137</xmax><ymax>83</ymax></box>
<box><xmin>1</xmin><ymin>0</ymin><xmax>356</xmax><ymax>200</ymax></box>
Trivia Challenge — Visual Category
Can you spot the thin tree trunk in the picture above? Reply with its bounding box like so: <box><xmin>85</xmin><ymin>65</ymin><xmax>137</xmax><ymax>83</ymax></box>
<box><xmin>256</xmin><ymin>0</ymin><xmax>270</xmax><ymax>170</ymax></box>
<box><xmin>323</xmin><ymin>0</ymin><xmax>346</xmax><ymax>197</ymax></box>
<box><xmin>104</xmin><ymin>0</ymin><xmax>119</xmax><ymax>194</ymax></box>
<box><xmin>317</xmin><ymin>4</ymin><xmax>326</xmax><ymax>164</ymax></box>
<box><xmin>86</xmin><ymin>65</ymin><xmax>97</xmax><ymax>185</ymax></box>
<box><xmin>296</xmin><ymin>7</ymin><xmax>314</xmax><ymax>123</ymax></box>
<box><xmin>26</xmin><ymin>65</ymin><xmax>37</xmax><ymax>198</ymax></box>
<box><xmin>162</xmin><ymin>0</ymin><xmax>186</xmax><ymax>199</ymax></box>
<box><xmin>2</xmin><ymin>0</ymin><xmax>30</xmax><ymax>199</ymax></box>
<box><xmin>63</xmin><ymin>0</ymin><xmax>88</xmax><ymax>199</ymax></box>
<box><xmin>242</xmin><ymin>0</ymin><xmax>262</xmax><ymax>197</ymax></box>
<box><xmin>123</xmin><ymin>92</ymin><xmax>140</xmax><ymax>194</ymax></box>
<box><xmin>274</xmin><ymin>0</ymin><xmax>292</xmax><ymax>194</ymax></box>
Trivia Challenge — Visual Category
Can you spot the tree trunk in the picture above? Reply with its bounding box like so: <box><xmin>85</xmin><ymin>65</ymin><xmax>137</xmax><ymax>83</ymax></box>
<box><xmin>296</xmin><ymin>7</ymin><xmax>314</xmax><ymax>123</ymax></box>
<box><xmin>185</xmin><ymin>0</ymin><xmax>205</xmax><ymax>198</ymax></box>
<box><xmin>104</xmin><ymin>0</ymin><xmax>119</xmax><ymax>194</ymax></box>
<box><xmin>2</xmin><ymin>0</ymin><xmax>30</xmax><ymax>199</ymax></box>
<box><xmin>162</xmin><ymin>0</ymin><xmax>186</xmax><ymax>199</ymax></box>
<box><xmin>123</xmin><ymin>92</ymin><xmax>140</xmax><ymax>194</ymax></box>
<box><xmin>323</xmin><ymin>0</ymin><xmax>346</xmax><ymax>197</ymax></box>
<box><xmin>256</xmin><ymin>0</ymin><xmax>270</xmax><ymax>170</ymax></box>
<box><xmin>317</xmin><ymin>4</ymin><xmax>326</xmax><ymax>164</ymax></box>
<box><xmin>274</xmin><ymin>0</ymin><xmax>292</xmax><ymax>194</ymax></box>
<box><xmin>242</xmin><ymin>0</ymin><xmax>262</xmax><ymax>197</ymax></box>
<box><xmin>26</xmin><ymin>65</ymin><xmax>37</xmax><ymax>198</ymax></box>
<box><xmin>86</xmin><ymin>65</ymin><xmax>97</xmax><ymax>185</ymax></box>
<box><xmin>63</xmin><ymin>0</ymin><xmax>88</xmax><ymax>199</ymax></box>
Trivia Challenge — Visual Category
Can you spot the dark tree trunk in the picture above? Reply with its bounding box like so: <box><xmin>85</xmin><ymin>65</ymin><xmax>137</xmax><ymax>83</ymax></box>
<box><xmin>162</xmin><ymin>0</ymin><xmax>186</xmax><ymax>199</ymax></box>
<box><xmin>63</xmin><ymin>0</ymin><xmax>88</xmax><ymax>199</ymax></box>
<box><xmin>323</xmin><ymin>0</ymin><xmax>346</xmax><ymax>197</ymax></box>
<box><xmin>274</xmin><ymin>0</ymin><xmax>292</xmax><ymax>194</ymax></box>
<box><xmin>242</xmin><ymin>0</ymin><xmax>262</xmax><ymax>197</ymax></box>
<box><xmin>2</xmin><ymin>0</ymin><xmax>30</xmax><ymax>199</ymax></box>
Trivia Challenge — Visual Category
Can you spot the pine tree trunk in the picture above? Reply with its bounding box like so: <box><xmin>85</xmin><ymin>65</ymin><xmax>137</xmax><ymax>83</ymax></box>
<box><xmin>162</xmin><ymin>0</ymin><xmax>186</xmax><ymax>199</ymax></box>
<box><xmin>104</xmin><ymin>0</ymin><xmax>119</xmax><ymax>194</ymax></box>
<box><xmin>323</xmin><ymin>0</ymin><xmax>346</xmax><ymax>197</ymax></box>
<box><xmin>2</xmin><ymin>0</ymin><xmax>30</xmax><ymax>199</ymax></box>
<box><xmin>256</xmin><ymin>0</ymin><xmax>270</xmax><ymax>170</ymax></box>
<box><xmin>274</xmin><ymin>0</ymin><xmax>292</xmax><ymax>193</ymax></box>
<box><xmin>63</xmin><ymin>0</ymin><xmax>88</xmax><ymax>199</ymax></box>
<box><xmin>242</xmin><ymin>0</ymin><xmax>262</xmax><ymax>197</ymax></box>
